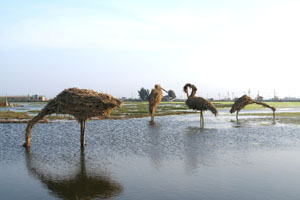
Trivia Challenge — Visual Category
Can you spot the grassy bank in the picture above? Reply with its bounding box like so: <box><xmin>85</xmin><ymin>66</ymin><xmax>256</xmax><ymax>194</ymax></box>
<box><xmin>241</xmin><ymin>112</ymin><xmax>300</xmax><ymax>117</ymax></box>
<box><xmin>2</xmin><ymin>101</ymin><xmax>300</xmax><ymax>122</ymax></box>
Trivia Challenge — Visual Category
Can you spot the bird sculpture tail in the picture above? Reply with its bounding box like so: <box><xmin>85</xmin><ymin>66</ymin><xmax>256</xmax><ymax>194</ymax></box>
<box><xmin>206</xmin><ymin>102</ymin><xmax>218</xmax><ymax>116</ymax></box>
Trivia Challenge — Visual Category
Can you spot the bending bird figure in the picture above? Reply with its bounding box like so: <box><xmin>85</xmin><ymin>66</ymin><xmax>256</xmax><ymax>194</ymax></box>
<box><xmin>230</xmin><ymin>95</ymin><xmax>276</xmax><ymax>121</ymax></box>
<box><xmin>183</xmin><ymin>83</ymin><xmax>218</xmax><ymax>128</ymax></box>
<box><xmin>23</xmin><ymin>88</ymin><xmax>123</xmax><ymax>147</ymax></box>
<box><xmin>148</xmin><ymin>84</ymin><xmax>168</xmax><ymax>124</ymax></box>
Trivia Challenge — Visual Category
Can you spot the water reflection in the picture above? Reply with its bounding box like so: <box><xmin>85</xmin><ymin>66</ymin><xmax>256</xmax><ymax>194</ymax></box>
<box><xmin>183</xmin><ymin>128</ymin><xmax>218</xmax><ymax>173</ymax></box>
<box><xmin>25</xmin><ymin>148</ymin><xmax>123</xmax><ymax>200</ymax></box>
<box><xmin>230</xmin><ymin>118</ymin><xmax>277</xmax><ymax>128</ymax></box>
<box><xmin>147</xmin><ymin>124</ymin><xmax>163</xmax><ymax>169</ymax></box>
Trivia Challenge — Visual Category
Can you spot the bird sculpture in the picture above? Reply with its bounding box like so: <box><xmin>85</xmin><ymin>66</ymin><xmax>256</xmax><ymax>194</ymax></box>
<box><xmin>230</xmin><ymin>95</ymin><xmax>276</xmax><ymax>121</ymax></box>
<box><xmin>183</xmin><ymin>83</ymin><xmax>218</xmax><ymax>128</ymax></box>
<box><xmin>23</xmin><ymin>88</ymin><xmax>123</xmax><ymax>147</ymax></box>
<box><xmin>148</xmin><ymin>84</ymin><xmax>168</xmax><ymax>124</ymax></box>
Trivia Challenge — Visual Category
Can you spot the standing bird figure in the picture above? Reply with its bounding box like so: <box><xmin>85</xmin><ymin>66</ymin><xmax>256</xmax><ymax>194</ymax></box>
<box><xmin>23</xmin><ymin>88</ymin><xmax>123</xmax><ymax>147</ymax></box>
<box><xmin>148</xmin><ymin>84</ymin><xmax>168</xmax><ymax>124</ymax></box>
<box><xmin>230</xmin><ymin>95</ymin><xmax>276</xmax><ymax>121</ymax></box>
<box><xmin>183</xmin><ymin>83</ymin><xmax>218</xmax><ymax>128</ymax></box>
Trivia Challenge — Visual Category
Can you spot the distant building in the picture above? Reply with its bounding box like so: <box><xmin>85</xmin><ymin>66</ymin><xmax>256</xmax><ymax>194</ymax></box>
<box><xmin>39</xmin><ymin>96</ymin><xmax>46</xmax><ymax>101</ymax></box>
<box><xmin>0</xmin><ymin>97</ymin><xmax>13</xmax><ymax>107</ymax></box>
<box><xmin>255</xmin><ymin>95</ymin><xmax>263</xmax><ymax>101</ymax></box>
<box><xmin>0</xmin><ymin>95</ymin><xmax>47</xmax><ymax>102</ymax></box>
<box><xmin>272</xmin><ymin>96</ymin><xmax>280</xmax><ymax>101</ymax></box>
<box><xmin>283</xmin><ymin>96</ymin><xmax>300</xmax><ymax>101</ymax></box>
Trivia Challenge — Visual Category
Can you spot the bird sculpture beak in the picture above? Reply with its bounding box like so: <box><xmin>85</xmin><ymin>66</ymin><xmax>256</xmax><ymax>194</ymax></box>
<box><xmin>162</xmin><ymin>88</ymin><xmax>168</xmax><ymax>93</ymax></box>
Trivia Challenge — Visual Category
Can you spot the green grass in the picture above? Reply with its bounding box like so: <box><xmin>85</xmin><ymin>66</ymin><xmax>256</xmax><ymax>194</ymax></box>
<box><xmin>0</xmin><ymin>111</ymin><xmax>31</xmax><ymax>119</ymax></box>
<box><xmin>28</xmin><ymin>110</ymin><xmax>41</xmax><ymax>113</ymax></box>
<box><xmin>241</xmin><ymin>112</ymin><xmax>300</xmax><ymax>117</ymax></box>
<box><xmin>212</xmin><ymin>102</ymin><xmax>233</xmax><ymax>108</ymax></box>
<box><xmin>110</xmin><ymin>101</ymin><xmax>191</xmax><ymax>118</ymax></box>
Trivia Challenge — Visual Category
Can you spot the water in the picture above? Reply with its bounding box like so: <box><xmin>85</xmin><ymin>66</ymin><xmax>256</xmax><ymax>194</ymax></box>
<box><xmin>1</xmin><ymin>113</ymin><xmax>300</xmax><ymax>199</ymax></box>
<box><xmin>0</xmin><ymin>102</ymin><xmax>46</xmax><ymax>110</ymax></box>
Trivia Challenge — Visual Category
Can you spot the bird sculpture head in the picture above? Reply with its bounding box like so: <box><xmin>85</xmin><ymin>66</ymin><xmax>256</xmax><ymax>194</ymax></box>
<box><xmin>111</xmin><ymin>97</ymin><xmax>124</xmax><ymax>108</ymax></box>
<box><xmin>183</xmin><ymin>83</ymin><xmax>197</xmax><ymax>98</ymax></box>
<box><xmin>155</xmin><ymin>84</ymin><xmax>168</xmax><ymax>93</ymax></box>
<box><xmin>102</xmin><ymin>94</ymin><xmax>124</xmax><ymax>110</ymax></box>
<box><xmin>229</xmin><ymin>107</ymin><xmax>236</xmax><ymax>114</ymax></box>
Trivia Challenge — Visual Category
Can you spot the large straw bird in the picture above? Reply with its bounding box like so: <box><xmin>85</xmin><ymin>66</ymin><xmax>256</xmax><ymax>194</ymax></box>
<box><xmin>23</xmin><ymin>88</ymin><xmax>123</xmax><ymax>147</ymax></box>
<box><xmin>183</xmin><ymin>83</ymin><xmax>218</xmax><ymax>128</ymax></box>
<box><xmin>148</xmin><ymin>84</ymin><xmax>168</xmax><ymax>124</ymax></box>
<box><xmin>230</xmin><ymin>95</ymin><xmax>276</xmax><ymax>121</ymax></box>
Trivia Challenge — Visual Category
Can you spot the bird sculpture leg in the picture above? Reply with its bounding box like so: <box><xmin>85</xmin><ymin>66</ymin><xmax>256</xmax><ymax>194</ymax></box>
<box><xmin>105</xmin><ymin>109</ymin><xmax>112</xmax><ymax>118</ymax></box>
<box><xmin>236</xmin><ymin>110</ymin><xmax>239</xmax><ymax>122</ymax></box>
<box><xmin>200</xmin><ymin>111</ymin><xmax>204</xmax><ymax>129</ymax></box>
<box><xmin>150</xmin><ymin>113</ymin><xmax>154</xmax><ymax>124</ymax></box>
<box><xmin>272</xmin><ymin>110</ymin><xmax>275</xmax><ymax>120</ymax></box>
<box><xmin>150</xmin><ymin>106</ymin><xmax>157</xmax><ymax>124</ymax></box>
<box><xmin>80</xmin><ymin>120</ymin><xmax>86</xmax><ymax>147</ymax></box>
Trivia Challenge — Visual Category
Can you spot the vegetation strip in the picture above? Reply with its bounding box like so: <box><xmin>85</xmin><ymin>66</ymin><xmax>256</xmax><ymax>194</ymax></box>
<box><xmin>2</xmin><ymin>101</ymin><xmax>300</xmax><ymax>123</ymax></box>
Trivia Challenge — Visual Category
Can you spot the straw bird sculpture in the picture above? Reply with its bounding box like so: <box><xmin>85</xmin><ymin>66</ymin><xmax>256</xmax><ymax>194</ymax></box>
<box><xmin>148</xmin><ymin>84</ymin><xmax>168</xmax><ymax>124</ymax></box>
<box><xmin>183</xmin><ymin>83</ymin><xmax>218</xmax><ymax>128</ymax></box>
<box><xmin>230</xmin><ymin>95</ymin><xmax>276</xmax><ymax>121</ymax></box>
<box><xmin>23</xmin><ymin>88</ymin><xmax>123</xmax><ymax>147</ymax></box>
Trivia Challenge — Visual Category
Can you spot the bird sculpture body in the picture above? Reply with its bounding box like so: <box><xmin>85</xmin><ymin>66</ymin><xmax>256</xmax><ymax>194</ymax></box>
<box><xmin>148</xmin><ymin>84</ymin><xmax>168</xmax><ymax>124</ymax></box>
<box><xmin>183</xmin><ymin>83</ymin><xmax>218</xmax><ymax>128</ymax></box>
<box><xmin>23</xmin><ymin>88</ymin><xmax>123</xmax><ymax>147</ymax></box>
<box><xmin>230</xmin><ymin>95</ymin><xmax>276</xmax><ymax>121</ymax></box>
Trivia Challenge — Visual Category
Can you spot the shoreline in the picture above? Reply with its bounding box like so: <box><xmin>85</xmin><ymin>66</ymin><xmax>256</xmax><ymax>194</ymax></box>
<box><xmin>1</xmin><ymin>111</ymin><xmax>299</xmax><ymax>123</ymax></box>
<box><xmin>0</xmin><ymin>111</ymin><xmax>197</xmax><ymax>123</ymax></box>
<box><xmin>2</xmin><ymin>101</ymin><xmax>300</xmax><ymax>123</ymax></box>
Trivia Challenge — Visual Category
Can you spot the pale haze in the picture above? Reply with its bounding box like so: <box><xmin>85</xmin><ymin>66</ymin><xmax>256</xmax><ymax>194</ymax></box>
<box><xmin>1</xmin><ymin>0</ymin><xmax>299</xmax><ymax>99</ymax></box>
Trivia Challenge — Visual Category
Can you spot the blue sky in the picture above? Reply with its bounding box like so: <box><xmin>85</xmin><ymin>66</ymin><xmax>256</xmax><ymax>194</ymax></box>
<box><xmin>1</xmin><ymin>0</ymin><xmax>300</xmax><ymax>99</ymax></box>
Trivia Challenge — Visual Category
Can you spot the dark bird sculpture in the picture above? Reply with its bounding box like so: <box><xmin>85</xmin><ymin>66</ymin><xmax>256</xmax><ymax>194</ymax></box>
<box><xmin>23</xmin><ymin>88</ymin><xmax>123</xmax><ymax>147</ymax></box>
<box><xmin>230</xmin><ymin>95</ymin><xmax>276</xmax><ymax>121</ymax></box>
<box><xmin>148</xmin><ymin>84</ymin><xmax>168</xmax><ymax>124</ymax></box>
<box><xmin>183</xmin><ymin>83</ymin><xmax>218</xmax><ymax>128</ymax></box>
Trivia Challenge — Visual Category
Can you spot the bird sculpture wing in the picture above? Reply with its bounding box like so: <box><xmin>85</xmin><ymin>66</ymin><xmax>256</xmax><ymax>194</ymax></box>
<box><xmin>148</xmin><ymin>89</ymin><xmax>161</xmax><ymax>106</ymax></box>
<box><xmin>187</xmin><ymin>97</ymin><xmax>218</xmax><ymax>116</ymax></box>
<box><xmin>230</xmin><ymin>95</ymin><xmax>254</xmax><ymax>113</ymax></box>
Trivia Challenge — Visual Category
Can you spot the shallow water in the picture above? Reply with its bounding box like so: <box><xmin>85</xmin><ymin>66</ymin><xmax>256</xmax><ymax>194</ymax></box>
<box><xmin>0</xmin><ymin>102</ymin><xmax>46</xmax><ymax>114</ymax></box>
<box><xmin>1</xmin><ymin>113</ymin><xmax>300</xmax><ymax>200</ymax></box>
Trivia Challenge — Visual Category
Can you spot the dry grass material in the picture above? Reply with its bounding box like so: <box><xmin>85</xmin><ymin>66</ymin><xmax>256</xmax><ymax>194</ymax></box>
<box><xmin>148</xmin><ymin>84</ymin><xmax>167</xmax><ymax>124</ymax></box>
<box><xmin>24</xmin><ymin>88</ymin><xmax>123</xmax><ymax>147</ymax></box>
<box><xmin>183</xmin><ymin>83</ymin><xmax>218</xmax><ymax>128</ymax></box>
<box><xmin>230</xmin><ymin>95</ymin><xmax>276</xmax><ymax>121</ymax></box>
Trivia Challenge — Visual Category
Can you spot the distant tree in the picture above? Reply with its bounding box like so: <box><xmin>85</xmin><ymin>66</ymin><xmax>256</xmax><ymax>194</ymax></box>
<box><xmin>168</xmin><ymin>90</ymin><xmax>176</xmax><ymax>100</ymax></box>
<box><xmin>138</xmin><ymin>88</ymin><xmax>150</xmax><ymax>101</ymax></box>
<box><xmin>162</xmin><ymin>90</ymin><xmax>177</xmax><ymax>101</ymax></box>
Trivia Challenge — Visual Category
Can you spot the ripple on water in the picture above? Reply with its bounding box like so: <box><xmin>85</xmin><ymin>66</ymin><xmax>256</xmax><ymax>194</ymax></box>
<box><xmin>2</xmin><ymin>114</ymin><xmax>300</xmax><ymax>199</ymax></box>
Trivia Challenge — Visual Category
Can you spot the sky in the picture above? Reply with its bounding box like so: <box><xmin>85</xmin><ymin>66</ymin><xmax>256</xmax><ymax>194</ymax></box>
<box><xmin>1</xmin><ymin>0</ymin><xmax>300</xmax><ymax>99</ymax></box>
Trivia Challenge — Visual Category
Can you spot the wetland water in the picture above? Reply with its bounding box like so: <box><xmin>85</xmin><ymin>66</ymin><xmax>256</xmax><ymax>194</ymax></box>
<box><xmin>1</xmin><ymin>112</ymin><xmax>300</xmax><ymax>200</ymax></box>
